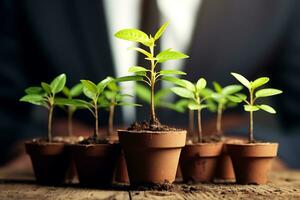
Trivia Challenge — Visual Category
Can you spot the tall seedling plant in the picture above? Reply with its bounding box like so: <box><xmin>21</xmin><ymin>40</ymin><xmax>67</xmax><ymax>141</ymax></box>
<box><xmin>115</xmin><ymin>22</ymin><xmax>189</xmax><ymax>127</ymax></box>
<box><xmin>20</xmin><ymin>74</ymin><xmax>67</xmax><ymax>142</ymax></box>
<box><xmin>231</xmin><ymin>73</ymin><xmax>283</xmax><ymax>143</ymax></box>
<box><xmin>171</xmin><ymin>78</ymin><xmax>210</xmax><ymax>143</ymax></box>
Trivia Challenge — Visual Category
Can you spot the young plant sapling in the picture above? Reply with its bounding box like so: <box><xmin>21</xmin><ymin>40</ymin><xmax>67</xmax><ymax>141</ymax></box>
<box><xmin>114</xmin><ymin>22</ymin><xmax>189</xmax><ymax>128</ymax></box>
<box><xmin>209</xmin><ymin>82</ymin><xmax>243</xmax><ymax>134</ymax></box>
<box><xmin>56</xmin><ymin>83</ymin><xmax>83</xmax><ymax>136</ymax></box>
<box><xmin>231</xmin><ymin>72</ymin><xmax>283</xmax><ymax>143</ymax></box>
<box><xmin>20</xmin><ymin>74</ymin><xmax>67</xmax><ymax>142</ymax></box>
<box><xmin>171</xmin><ymin>78</ymin><xmax>210</xmax><ymax>143</ymax></box>
<box><xmin>100</xmin><ymin>81</ymin><xmax>141</xmax><ymax>136</ymax></box>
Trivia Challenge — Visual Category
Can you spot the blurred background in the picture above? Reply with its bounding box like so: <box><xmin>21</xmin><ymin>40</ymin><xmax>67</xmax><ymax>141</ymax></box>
<box><xmin>1</xmin><ymin>0</ymin><xmax>300</xmax><ymax>173</ymax></box>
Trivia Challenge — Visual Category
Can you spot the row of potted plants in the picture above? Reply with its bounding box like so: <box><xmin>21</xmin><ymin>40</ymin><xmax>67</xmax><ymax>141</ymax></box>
<box><xmin>20</xmin><ymin>22</ymin><xmax>282</xmax><ymax>186</ymax></box>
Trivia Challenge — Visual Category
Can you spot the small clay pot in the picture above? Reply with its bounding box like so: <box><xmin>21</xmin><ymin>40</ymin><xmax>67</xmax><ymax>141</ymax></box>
<box><xmin>114</xmin><ymin>150</ymin><xmax>129</xmax><ymax>183</ymax></box>
<box><xmin>25</xmin><ymin>141</ymin><xmax>69</xmax><ymax>185</ymax></box>
<box><xmin>180</xmin><ymin>143</ymin><xmax>223</xmax><ymax>182</ymax></box>
<box><xmin>118</xmin><ymin>130</ymin><xmax>186</xmax><ymax>185</ymax></box>
<box><xmin>70</xmin><ymin>143</ymin><xmax>120</xmax><ymax>187</ymax></box>
<box><xmin>226</xmin><ymin>143</ymin><xmax>278</xmax><ymax>184</ymax></box>
<box><xmin>215</xmin><ymin>137</ymin><xmax>246</xmax><ymax>181</ymax></box>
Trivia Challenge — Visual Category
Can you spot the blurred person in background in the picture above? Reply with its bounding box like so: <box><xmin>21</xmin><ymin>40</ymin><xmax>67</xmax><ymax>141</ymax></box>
<box><xmin>0</xmin><ymin>0</ymin><xmax>299</xmax><ymax>171</ymax></box>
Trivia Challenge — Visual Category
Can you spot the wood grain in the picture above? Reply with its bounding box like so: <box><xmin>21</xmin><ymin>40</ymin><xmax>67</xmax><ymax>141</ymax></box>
<box><xmin>0</xmin><ymin>169</ymin><xmax>299</xmax><ymax>200</ymax></box>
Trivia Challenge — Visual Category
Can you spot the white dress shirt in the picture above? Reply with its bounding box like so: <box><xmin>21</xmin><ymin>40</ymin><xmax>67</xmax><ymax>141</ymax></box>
<box><xmin>103</xmin><ymin>0</ymin><xmax>202</xmax><ymax>124</ymax></box>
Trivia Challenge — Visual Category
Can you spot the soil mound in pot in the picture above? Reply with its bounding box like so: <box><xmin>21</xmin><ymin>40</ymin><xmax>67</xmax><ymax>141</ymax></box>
<box><xmin>127</xmin><ymin>121</ymin><xmax>182</xmax><ymax>132</ymax></box>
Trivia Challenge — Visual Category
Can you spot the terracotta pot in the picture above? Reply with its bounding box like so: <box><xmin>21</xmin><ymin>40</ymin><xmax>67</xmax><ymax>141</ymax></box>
<box><xmin>70</xmin><ymin>143</ymin><xmax>120</xmax><ymax>187</ymax></box>
<box><xmin>25</xmin><ymin>141</ymin><xmax>69</xmax><ymax>185</ymax></box>
<box><xmin>215</xmin><ymin>137</ymin><xmax>246</xmax><ymax>181</ymax></box>
<box><xmin>226</xmin><ymin>143</ymin><xmax>278</xmax><ymax>184</ymax></box>
<box><xmin>118</xmin><ymin>130</ymin><xmax>186</xmax><ymax>185</ymax></box>
<box><xmin>180</xmin><ymin>143</ymin><xmax>223</xmax><ymax>182</ymax></box>
<box><xmin>114</xmin><ymin>150</ymin><xmax>129</xmax><ymax>183</ymax></box>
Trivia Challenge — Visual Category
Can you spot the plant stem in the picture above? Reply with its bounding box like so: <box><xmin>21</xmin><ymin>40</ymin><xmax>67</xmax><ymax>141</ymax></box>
<box><xmin>149</xmin><ymin>45</ymin><xmax>157</xmax><ymax>125</ymax></box>
<box><xmin>48</xmin><ymin>104</ymin><xmax>54</xmax><ymax>142</ymax></box>
<box><xmin>197</xmin><ymin>97</ymin><xmax>202</xmax><ymax>143</ymax></box>
<box><xmin>216</xmin><ymin>103</ymin><xmax>223</xmax><ymax>135</ymax></box>
<box><xmin>94</xmin><ymin>101</ymin><xmax>99</xmax><ymax>139</ymax></box>
<box><xmin>67</xmin><ymin>107</ymin><xmax>74</xmax><ymax>136</ymax></box>
<box><xmin>188</xmin><ymin>109</ymin><xmax>194</xmax><ymax>134</ymax></box>
<box><xmin>108</xmin><ymin>105</ymin><xmax>115</xmax><ymax>136</ymax></box>
<box><xmin>249</xmin><ymin>89</ymin><xmax>254</xmax><ymax>143</ymax></box>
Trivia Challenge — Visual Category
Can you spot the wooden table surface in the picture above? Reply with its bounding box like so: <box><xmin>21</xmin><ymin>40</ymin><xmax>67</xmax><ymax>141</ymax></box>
<box><xmin>0</xmin><ymin>168</ymin><xmax>300</xmax><ymax>200</ymax></box>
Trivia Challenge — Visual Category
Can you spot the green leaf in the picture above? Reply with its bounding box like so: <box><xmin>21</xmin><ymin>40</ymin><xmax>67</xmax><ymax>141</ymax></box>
<box><xmin>158</xmin><ymin>69</ymin><xmax>186</xmax><ymax>76</ymax></box>
<box><xmin>114</xmin><ymin>75</ymin><xmax>144</xmax><ymax>82</ymax></box>
<box><xmin>255</xmin><ymin>88</ymin><xmax>283</xmax><ymax>98</ymax></box>
<box><xmin>244</xmin><ymin>105</ymin><xmax>259</xmax><ymax>112</ymax></box>
<box><xmin>114</xmin><ymin>29</ymin><xmax>149</xmax><ymax>43</ymax></box>
<box><xmin>182</xmin><ymin>80</ymin><xmax>195</xmax><ymax>92</ymax></box>
<box><xmin>50</xmin><ymin>73</ymin><xmax>66</xmax><ymax>94</ymax></box>
<box><xmin>222</xmin><ymin>85</ymin><xmax>243</xmax><ymax>95</ymax></box>
<box><xmin>154</xmin><ymin>88</ymin><xmax>172</xmax><ymax>104</ymax></box>
<box><xmin>55</xmin><ymin>98</ymin><xmax>91</xmax><ymax>108</ymax></box>
<box><xmin>25</xmin><ymin>87</ymin><xmax>43</xmax><ymax>95</ymax></box>
<box><xmin>128</xmin><ymin>47</ymin><xmax>152</xmax><ymax>58</ymax></box>
<box><xmin>20</xmin><ymin>94</ymin><xmax>45</xmax><ymax>106</ymax></box>
<box><xmin>104</xmin><ymin>91</ymin><xmax>117</xmax><ymax>100</ymax></box>
<box><xmin>188</xmin><ymin>102</ymin><xmax>208</xmax><ymax>110</ymax></box>
<box><xmin>196</xmin><ymin>78</ymin><xmax>207</xmax><ymax>91</ymax></box>
<box><xmin>235</xmin><ymin>93</ymin><xmax>247</xmax><ymax>101</ymax></box>
<box><xmin>257</xmin><ymin>104</ymin><xmax>276</xmax><ymax>114</ymax></box>
<box><xmin>80</xmin><ymin>80</ymin><xmax>98</xmax><ymax>95</ymax></box>
<box><xmin>62</xmin><ymin>87</ymin><xmax>70</xmax><ymax>98</ymax></box>
<box><xmin>70</xmin><ymin>83</ymin><xmax>83</xmax><ymax>97</ymax></box>
<box><xmin>154</xmin><ymin>22</ymin><xmax>169</xmax><ymax>40</ymax></box>
<box><xmin>161</xmin><ymin>76</ymin><xmax>186</xmax><ymax>87</ymax></box>
<box><xmin>41</xmin><ymin>82</ymin><xmax>52</xmax><ymax>95</ymax></box>
<box><xmin>135</xmin><ymin>83</ymin><xmax>151</xmax><ymax>104</ymax></box>
<box><xmin>227</xmin><ymin>95</ymin><xmax>243</xmax><ymax>103</ymax></box>
<box><xmin>128</xmin><ymin>66</ymin><xmax>149</xmax><ymax>73</ymax></box>
<box><xmin>251</xmin><ymin>77</ymin><xmax>269</xmax><ymax>89</ymax></box>
<box><xmin>107</xmin><ymin>81</ymin><xmax>120</xmax><ymax>91</ymax></box>
<box><xmin>213</xmin><ymin>82</ymin><xmax>222</xmax><ymax>93</ymax></box>
<box><xmin>171</xmin><ymin>87</ymin><xmax>194</xmax><ymax>99</ymax></box>
<box><xmin>97</xmin><ymin>77</ymin><xmax>114</xmax><ymax>94</ymax></box>
<box><xmin>211</xmin><ymin>93</ymin><xmax>223</xmax><ymax>101</ymax></box>
<box><xmin>231</xmin><ymin>72</ymin><xmax>250</xmax><ymax>89</ymax></box>
<box><xmin>156</xmin><ymin>49</ymin><xmax>189</xmax><ymax>63</ymax></box>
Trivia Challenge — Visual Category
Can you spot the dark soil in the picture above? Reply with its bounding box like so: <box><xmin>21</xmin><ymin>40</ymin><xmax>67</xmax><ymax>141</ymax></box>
<box><xmin>127</xmin><ymin>121</ymin><xmax>182</xmax><ymax>132</ymax></box>
<box><xmin>79</xmin><ymin>136</ymin><xmax>109</xmax><ymax>145</ymax></box>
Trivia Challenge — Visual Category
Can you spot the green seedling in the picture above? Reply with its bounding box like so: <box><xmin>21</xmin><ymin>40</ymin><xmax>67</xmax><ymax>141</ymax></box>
<box><xmin>171</xmin><ymin>78</ymin><xmax>211</xmax><ymax>143</ymax></box>
<box><xmin>100</xmin><ymin>81</ymin><xmax>141</xmax><ymax>136</ymax></box>
<box><xmin>114</xmin><ymin>22</ymin><xmax>189</xmax><ymax>127</ymax></box>
<box><xmin>20</xmin><ymin>74</ymin><xmax>67</xmax><ymax>142</ymax></box>
<box><xmin>231</xmin><ymin>72</ymin><xmax>283</xmax><ymax>143</ymax></box>
<box><xmin>55</xmin><ymin>83</ymin><xmax>83</xmax><ymax>136</ymax></box>
<box><xmin>207</xmin><ymin>82</ymin><xmax>243</xmax><ymax>134</ymax></box>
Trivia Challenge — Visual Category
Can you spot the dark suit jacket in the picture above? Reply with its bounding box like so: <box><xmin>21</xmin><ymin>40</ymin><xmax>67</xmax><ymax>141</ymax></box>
<box><xmin>1</xmin><ymin>0</ymin><xmax>300</xmax><ymax>164</ymax></box>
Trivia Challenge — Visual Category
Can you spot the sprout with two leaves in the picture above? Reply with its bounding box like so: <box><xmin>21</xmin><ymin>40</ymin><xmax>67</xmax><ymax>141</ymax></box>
<box><xmin>171</xmin><ymin>78</ymin><xmax>210</xmax><ymax>143</ymax></box>
<box><xmin>207</xmin><ymin>82</ymin><xmax>243</xmax><ymax>135</ymax></box>
<box><xmin>114</xmin><ymin>22</ymin><xmax>189</xmax><ymax>127</ymax></box>
<box><xmin>20</xmin><ymin>74</ymin><xmax>67</xmax><ymax>142</ymax></box>
<box><xmin>55</xmin><ymin>83</ymin><xmax>83</xmax><ymax>136</ymax></box>
<box><xmin>231</xmin><ymin>72</ymin><xmax>283</xmax><ymax>143</ymax></box>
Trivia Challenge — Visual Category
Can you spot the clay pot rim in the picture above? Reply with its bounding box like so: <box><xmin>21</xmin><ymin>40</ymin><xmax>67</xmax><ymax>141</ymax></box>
<box><xmin>185</xmin><ymin>142</ymin><xmax>223</xmax><ymax>146</ymax></box>
<box><xmin>67</xmin><ymin>143</ymin><xmax>119</xmax><ymax>147</ymax></box>
<box><xmin>117</xmin><ymin>129</ymin><xmax>186</xmax><ymax>134</ymax></box>
<box><xmin>25</xmin><ymin>140</ymin><xmax>65</xmax><ymax>146</ymax></box>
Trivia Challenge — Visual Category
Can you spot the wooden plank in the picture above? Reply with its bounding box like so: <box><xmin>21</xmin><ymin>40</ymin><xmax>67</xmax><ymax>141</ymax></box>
<box><xmin>130</xmin><ymin>170</ymin><xmax>300</xmax><ymax>200</ymax></box>
<box><xmin>0</xmin><ymin>183</ymin><xmax>130</xmax><ymax>200</ymax></box>
<box><xmin>0</xmin><ymin>169</ymin><xmax>300</xmax><ymax>200</ymax></box>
